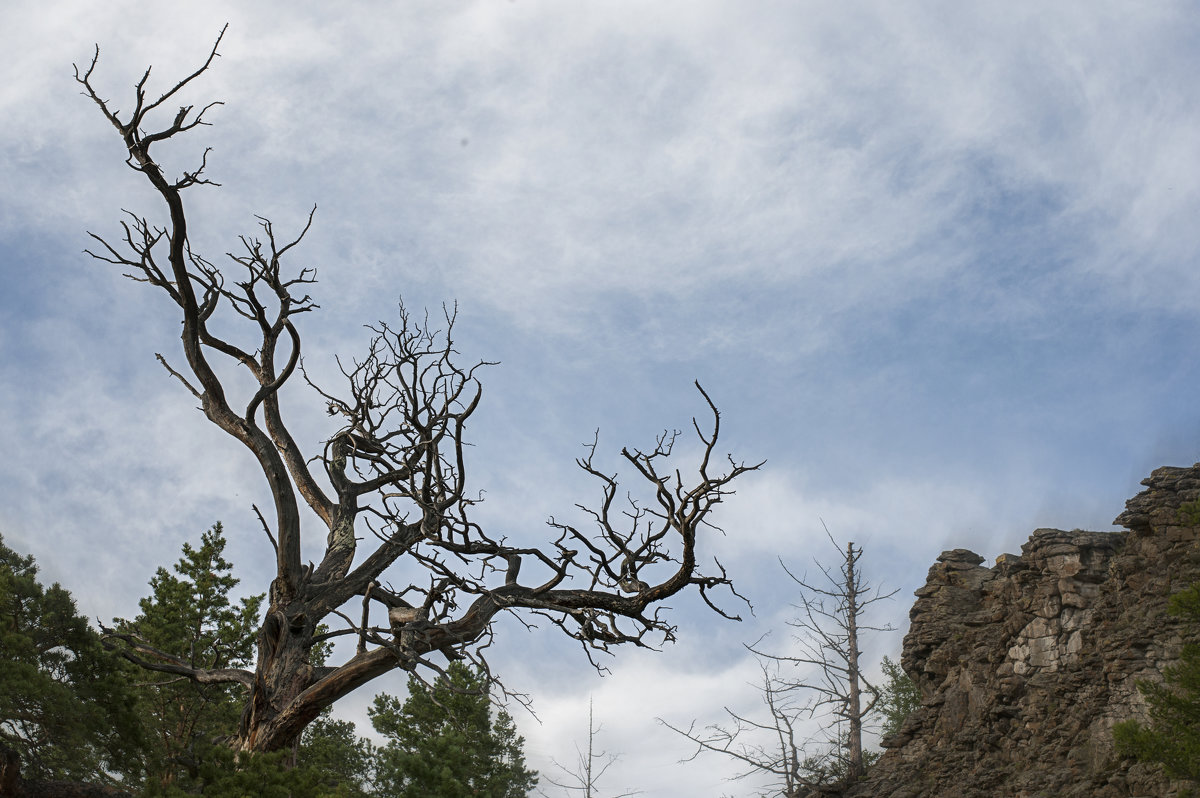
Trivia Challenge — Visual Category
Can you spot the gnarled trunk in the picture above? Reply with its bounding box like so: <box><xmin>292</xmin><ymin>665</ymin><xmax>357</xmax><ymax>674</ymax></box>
<box><xmin>76</xmin><ymin>26</ymin><xmax>758</xmax><ymax>760</ymax></box>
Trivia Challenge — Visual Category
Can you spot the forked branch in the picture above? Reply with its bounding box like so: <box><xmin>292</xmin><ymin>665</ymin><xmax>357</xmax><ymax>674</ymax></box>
<box><xmin>79</xmin><ymin>29</ymin><xmax>760</xmax><ymax>754</ymax></box>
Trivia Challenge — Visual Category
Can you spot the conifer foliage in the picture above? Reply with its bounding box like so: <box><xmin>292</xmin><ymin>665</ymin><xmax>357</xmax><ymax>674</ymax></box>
<box><xmin>1</xmin><ymin>526</ymin><xmax>544</xmax><ymax>796</ymax></box>
<box><xmin>369</xmin><ymin>663</ymin><xmax>537</xmax><ymax>798</ymax></box>
<box><xmin>114</xmin><ymin>523</ymin><xmax>263</xmax><ymax>792</ymax></box>
<box><xmin>296</xmin><ymin>714</ymin><xmax>375</xmax><ymax>798</ymax></box>
<box><xmin>876</xmin><ymin>656</ymin><xmax>921</xmax><ymax>740</ymax></box>
<box><xmin>0</xmin><ymin>533</ymin><xmax>144</xmax><ymax>787</ymax></box>
<box><xmin>1113</xmin><ymin>582</ymin><xmax>1200</xmax><ymax>782</ymax></box>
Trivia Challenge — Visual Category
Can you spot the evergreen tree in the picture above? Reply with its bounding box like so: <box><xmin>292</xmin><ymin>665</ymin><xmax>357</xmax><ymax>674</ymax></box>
<box><xmin>116</xmin><ymin>523</ymin><xmax>263</xmax><ymax>792</ymax></box>
<box><xmin>146</xmin><ymin>713</ymin><xmax>372</xmax><ymax>798</ymax></box>
<box><xmin>296</xmin><ymin>712</ymin><xmax>375</xmax><ymax>798</ymax></box>
<box><xmin>0</xmin><ymin>533</ymin><xmax>144</xmax><ymax>784</ymax></box>
<box><xmin>156</xmin><ymin>745</ymin><xmax>325</xmax><ymax>798</ymax></box>
<box><xmin>876</xmin><ymin>655</ymin><xmax>921</xmax><ymax>739</ymax></box>
<box><xmin>1113</xmin><ymin>582</ymin><xmax>1200</xmax><ymax>781</ymax></box>
<box><xmin>369</xmin><ymin>662</ymin><xmax>537</xmax><ymax>798</ymax></box>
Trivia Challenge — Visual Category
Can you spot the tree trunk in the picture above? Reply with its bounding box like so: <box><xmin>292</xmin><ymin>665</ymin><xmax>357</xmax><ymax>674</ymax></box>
<box><xmin>76</xmin><ymin>30</ymin><xmax>758</xmax><ymax>762</ymax></box>
<box><xmin>0</xmin><ymin>744</ymin><xmax>132</xmax><ymax>798</ymax></box>
<box><xmin>845</xmin><ymin>542</ymin><xmax>864</xmax><ymax>782</ymax></box>
<box><xmin>238</xmin><ymin>598</ymin><xmax>323</xmax><ymax>752</ymax></box>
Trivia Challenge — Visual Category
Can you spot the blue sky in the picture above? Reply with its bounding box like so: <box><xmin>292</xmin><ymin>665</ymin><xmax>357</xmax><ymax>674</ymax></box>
<box><xmin>3</xmin><ymin>2</ymin><xmax>1200</xmax><ymax>794</ymax></box>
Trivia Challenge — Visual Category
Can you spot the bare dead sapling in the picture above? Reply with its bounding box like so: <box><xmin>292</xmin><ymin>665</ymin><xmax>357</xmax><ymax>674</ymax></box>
<box><xmin>662</xmin><ymin>530</ymin><xmax>895</xmax><ymax>796</ymax></box>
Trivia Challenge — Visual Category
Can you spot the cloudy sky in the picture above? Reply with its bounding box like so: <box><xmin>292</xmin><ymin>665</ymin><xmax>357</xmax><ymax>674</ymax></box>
<box><xmin>4</xmin><ymin>1</ymin><xmax>1200</xmax><ymax>795</ymax></box>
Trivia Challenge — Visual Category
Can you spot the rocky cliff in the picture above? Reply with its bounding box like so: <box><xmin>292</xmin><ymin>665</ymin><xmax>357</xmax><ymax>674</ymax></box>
<box><xmin>847</xmin><ymin>465</ymin><xmax>1200</xmax><ymax>798</ymax></box>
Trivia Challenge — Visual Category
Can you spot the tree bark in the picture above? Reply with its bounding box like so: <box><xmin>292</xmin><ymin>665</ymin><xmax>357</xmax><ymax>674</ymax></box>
<box><xmin>74</xmin><ymin>29</ymin><xmax>759</xmax><ymax>756</ymax></box>
<box><xmin>845</xmin><ymin>542</ymin><xmax>864</xmax><ymax>781</ymax></box>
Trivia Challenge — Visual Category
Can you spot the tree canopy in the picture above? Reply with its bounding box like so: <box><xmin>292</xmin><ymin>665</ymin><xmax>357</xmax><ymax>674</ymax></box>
<box><xmin>0</xmin><ymin>533</ymin><xmax>144</xmax><ymax>788</ymax></box>
<box><xmin>875</xmin><ymin>655</ymin><xmax>921</xmax><ymax>740</ymax></box>
<box><xmin>5</xmin><ymin>525</ymin><xmax>554</xmax><ymax>797</ymax></box>
<box><xmin>296</xmin><ymin>714</ymin><xmax>375</xmax><ymax>798</ymax></box>
<box><xmin>113</xmin><ymin>523</ymin><xmax>263</xmax><ymax>792</ymax></box>
<box><xmin>370</xmin><ymin>662</ymin><xmax>537</xmax><ymax>798</ymax></box>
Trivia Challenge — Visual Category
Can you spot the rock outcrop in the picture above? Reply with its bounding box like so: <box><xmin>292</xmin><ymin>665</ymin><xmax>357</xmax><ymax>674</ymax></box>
<box><xmin>847</xmin><ymin>465</ymin><xmax>1200</xmax><ymax>798</ymax></box>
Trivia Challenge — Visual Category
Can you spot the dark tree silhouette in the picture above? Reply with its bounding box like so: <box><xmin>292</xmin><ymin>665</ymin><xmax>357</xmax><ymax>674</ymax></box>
<box><xmin>370</xmin><ymin>662</ymin><xmax>536</xmax><ymax>798</ymax></box>
<box><xmin>74</xmin><ymin>27</ymin><xmax>758</xmax><ymax>755</ymax></box>
<box><xmin>0</xmin><ymin>535</ymin><xmax>144</xmax><ymax>797</ymax></box>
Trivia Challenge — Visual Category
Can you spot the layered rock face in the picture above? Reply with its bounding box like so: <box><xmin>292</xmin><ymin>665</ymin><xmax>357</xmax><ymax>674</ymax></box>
<box><xmin>848</xmin><ymin>465</ymin><xmax>1200</xmax><ymax>798</ymax></box>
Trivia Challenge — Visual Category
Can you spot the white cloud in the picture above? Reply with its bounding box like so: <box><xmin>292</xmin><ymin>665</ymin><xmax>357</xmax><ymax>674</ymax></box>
<box><xmin>3</xmin><ymin>4</ymin><xmax>1200</xmax><ymax>795</ymax></box>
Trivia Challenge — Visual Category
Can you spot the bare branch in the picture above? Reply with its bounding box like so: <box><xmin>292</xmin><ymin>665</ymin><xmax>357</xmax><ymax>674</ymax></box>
<box><xmin>542</xmin><ymin>698</ymin><xmax>642</xmax><ymax>798</ymax></box>
<box><xmin>155</xmin><ymin>353</ymin><xmax>202</xmax><ymax>399</ymax></box>
<box><xmin>100</xmin><ymin>626</ymin><xmax>254</xmax><ymax>688</ymax></box>
<box><xmin>78</xmin><ymin>31</ymin><xmax>759</xmax><ymax>757</ymax></box>
<box><xmin>663</xmin><ymin>532</ymin><xmax>895</xmax><ymax>794</ymax></box>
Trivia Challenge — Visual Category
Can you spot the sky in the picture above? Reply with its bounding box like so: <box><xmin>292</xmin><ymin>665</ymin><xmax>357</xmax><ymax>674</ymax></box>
<box><xmin>3</xmin><ymin>1</ymin><xmax>1200</xmax><ymax>795</ymax></box>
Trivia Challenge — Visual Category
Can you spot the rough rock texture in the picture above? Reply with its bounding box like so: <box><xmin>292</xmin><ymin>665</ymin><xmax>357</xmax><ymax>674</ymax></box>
<box><xmin>846</xmin><ymin>465</ymin><xmax>1200</xmax><ymax>798</ymax></box>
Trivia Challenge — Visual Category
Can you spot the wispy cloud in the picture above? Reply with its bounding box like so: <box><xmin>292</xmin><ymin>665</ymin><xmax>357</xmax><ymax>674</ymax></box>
<box><xmin>3</xmin><ymin>3</ymin><xmax>1200</xmax><ymax>794</ymax></box>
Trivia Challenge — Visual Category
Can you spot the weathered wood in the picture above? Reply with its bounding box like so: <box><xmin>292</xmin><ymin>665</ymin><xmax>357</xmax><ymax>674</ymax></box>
<box><xmin>74</xmin><ymin>30</ymin><xmax>759</xmax><ymax>756</ymax></box>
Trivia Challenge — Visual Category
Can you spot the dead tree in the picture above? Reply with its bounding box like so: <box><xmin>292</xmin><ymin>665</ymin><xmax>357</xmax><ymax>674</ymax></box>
<box><xmin>662</xmin><ymin>530</ymin><xmax>895</xmax><ymax>795</ymax></box>
<box><xmin>541</xmin><ymin>698</ymin><xmax>640</xmax><ymax>798</ymax></box>
<box><xmin>660</xmin><ymin>660</ymin><xmax>815</xmax><ymax>798</ymax></box>
<box><xmin>72</xmin><ymin>28</ymin><xmax>759</xmax><ymax>754</ymax></box>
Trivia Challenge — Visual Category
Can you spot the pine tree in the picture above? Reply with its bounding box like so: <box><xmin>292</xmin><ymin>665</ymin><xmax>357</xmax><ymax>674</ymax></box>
<box><xmin>161</xmin><ymin>745</ymin><xmax>327</xmax><ymax>798</ymax></box>
<box><xmin>876</xmin><ymin>655</ymin><xmax>921</xmax><ymax>739</ymax></box>
<box><xmin>296</xmin><ymin>712</ymin><xmax>375</xmax><ymax>797</ymax></box>
<box><xmin>148</xmin><ymin>720</ymin><xmax>370</xmax><ymax>798</ymax></box>
<box><xmin>115</xmin><ymin>523</ymin><xmax>264</xmax><ymax>792</ymax></box>
<box><xmin>369</xmin><ymin>662</ymin><xmax>537</xmax><ymax>798</ymax></box>
<box><xmin>0</xmin><ymin>533</ymin><xmax>144</xmax><ymax>785</ymax></box>
<box><xmin>1113</xmin><ymin>582</ymin><xmax>1200</xmax><ymax>781</ymax></box>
